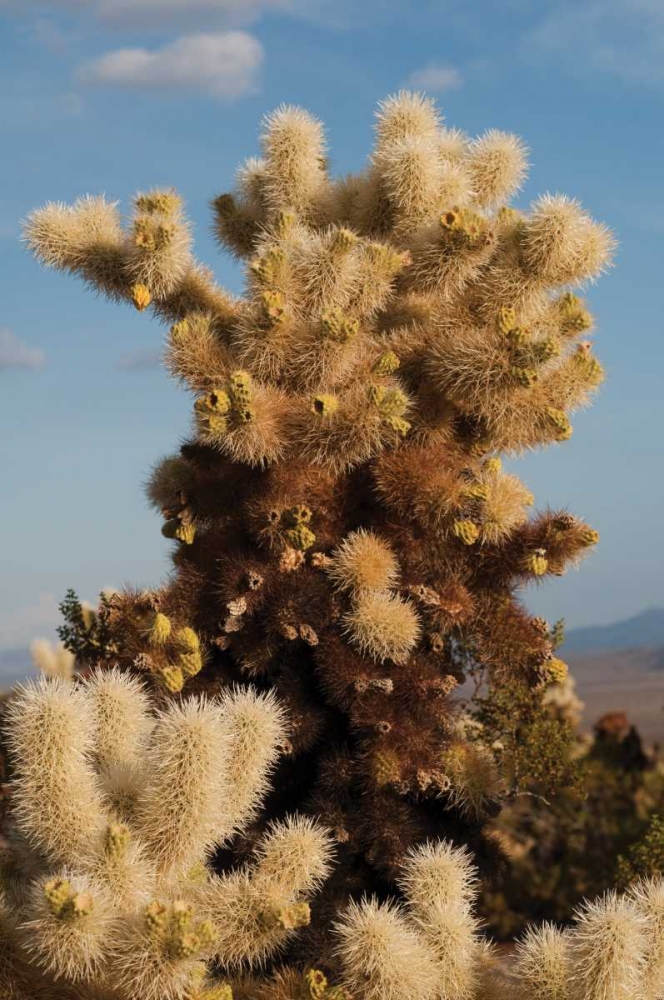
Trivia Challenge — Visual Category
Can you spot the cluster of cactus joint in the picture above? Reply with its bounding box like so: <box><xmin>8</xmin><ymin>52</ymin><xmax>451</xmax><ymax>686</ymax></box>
<box><xmin>11</xmin><ymin>91</ymin><xmax>660</xmax><ymax>997</ymax></box>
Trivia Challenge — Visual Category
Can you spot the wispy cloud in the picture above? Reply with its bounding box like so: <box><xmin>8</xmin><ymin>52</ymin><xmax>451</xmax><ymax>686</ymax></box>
<box><xmin>525</xmin><ymin>0</ymin><xmax>664</xmax><ymax>86</ymax></box>
<box><xmin>117</xmin><ymin>346</ymin><xmax>162</xmax><ymax>371</ymax></box>
<box><xmin>404</xmin><ymin>63</ymin><xmax>463</xmax><ymax>92</ymax></box>
<box><xmin>8</xmin><ymin>0</ymin><xmax>289</xmax><ymax>29</ymax></box>
<box><xmin>76</xmin><ymin>30</ymin><xmax>264</xmax><ymax>98</ymax></box>
<box><xmin>0</xmin><ymin>328</ymin><xmax>46</xmax><ymax>371</ymax></box>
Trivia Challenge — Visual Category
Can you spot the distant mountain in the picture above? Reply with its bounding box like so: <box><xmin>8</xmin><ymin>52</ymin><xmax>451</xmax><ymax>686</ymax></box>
<box><xmin>563</xmin><ymin>608</ymin><xmax>664</xmax><ymax>655</ymax></box>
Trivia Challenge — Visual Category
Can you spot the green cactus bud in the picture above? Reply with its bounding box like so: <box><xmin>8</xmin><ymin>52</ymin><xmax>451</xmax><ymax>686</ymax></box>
<box><xmin>281</xmin><ymin>504</ymin><xmax>312</xmax><ymax>528</ymax></box>
<box><xmin>175</xmin><ymin>626</ymin><xmax>199</xmax><ymax>653</ymax></box>
<box><xmin>369</xmin><ymin>385</ymin><xmax>408</xmax><ymax>418</ymax></box>
<box><xmin>452</xmin><ymin>519</ymin><xmax>480</xmax><ymax>545</ymax></box>
<box><xmin>384</xmin><ymin>414</ymin><xmax>411</xmax><ymax>436</ymax></box>
<box><xmin>329</xmin><ymin>227</ymin><xmax>358</xmax><ymax>254</ymax></box>
<box><xmin>483</xmin><ymin>457</ymin><xmax>502</xmax><ymax>474</ymax></box>
<box><xmin>321</xmin><ymin>307</ymin><xmax>359</xmax><ymax>344</ymax></box>
<box><xmin>531</xmin><ymin>338</ymin><xmax>560</xmax><ymax>363</ymax></box>
<box><xmin>105</xmin><ymin>822</ymin><xmax>130</xmax><ymax>860</ymax></box>
<box><xmin>160</xmin><ymin>665</ymin><xmax>185</xmax><ymax>693</ymax></box>
<box><xmin>179</xmin><ymin>650</ymin><xmax>203</xmax><ymax>678</ymax></box>
<box><xmin>311</xmin><ymin>394</ymin><xmax>338</xmax><ymax>416</ymax></box>
<box><xmin>285</xmin><ymin>524</ymin><xmax>316</xmax><ymax>551</ymax></box>
<box><xmin>546</xmin><ymin>407</ymin><xmax>573</xmax><ymax>441</ymax></box>
<box><xmin>147</xmin><ymin>612</ymin><xmax>171</xmax><ymax>645</ymax></box>
<box><xmin>145</xmin><ymin>900</ymin><xmax>169</xmax><ymax>934</ymax></box>
<box><xmin>169</xmin><ymin>318</ymin><xmax>190</xmax><ymax>344</ymax></box>
<box><xmin>274</xmin><ymin>210</ymin><xmax>296</xmax><ymax>236</ymax></box>
<box><xmin>511</xmin><ymin>366</ymin><xmax>538</xmax><ymax>388</ymax></box>
<box><xmin>497</xmin><ymin>206</ymin><xmax>522</xmax><ymax>226</ymax></box>
<box><xmin>461</xmin><ymin>482</ymin><xmax>490</xmax><ymax>502</ymax></box>
<box><xmin>559</xmin><ymin>292</ymin><xmax>593</xmax><ymax>334</ymax></box>
<box><xmin>525</xmin><ymin>548</ymin><xmax>548</xmax><ymax>576</ymax></box>
<box><xmin>372</xmin><ymin>351</ymin><xmax>400</xmax><ymax>375</ymax></box>
<box><xmin>260</xmin><ymin>289</ymin><xmax>286</xmax><ymax>325</ymax></box>
<box><xmin>506</xmin><ymin>325</ymin><xmax>530</xmax><ymax>349</ymax></box>
<box><xmin>44</xmin><ymin>878</ymin><xmax>74</xmax><ymax>918</ymax></box>
<box><xmin>250</xmin><ymin>247</ymin><xmax>286</xmax><ymax>286</ymax></box>
<box><xmin>262</xmin><ymin>901</ymin><xmax>311</xmax><ymax>931</ymax></box>
<box><xmin>135</xmin><ymin>191</ymin><xmax>182</xmax><ymax>216</ymax></box>
<box><xmin>496</xmin><ymin>306</ymin><xmax>516</xmax><ymax>334</ymax></box>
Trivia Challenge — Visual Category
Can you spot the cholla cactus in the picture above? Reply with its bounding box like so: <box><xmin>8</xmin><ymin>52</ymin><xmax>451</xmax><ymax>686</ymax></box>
<box><xmin>24</xmin><ymin>93</ymin><xmax>615</xmax><ymax>966</ymax></box>
<box><xmin>0</xmin><ymin>673</ymin><xmax>332</xmax><ymax>999</ymax></box>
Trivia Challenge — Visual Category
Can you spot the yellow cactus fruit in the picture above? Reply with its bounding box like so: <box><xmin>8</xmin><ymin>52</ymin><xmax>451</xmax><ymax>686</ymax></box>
<box><xmin>131</xmin><ymin>283</ymin><xmax>152</xmax><ymax>311</ymax></box>
<box><xmin>285</xmin><ymin>524</ymin><xmax>316</xmax><ymax>551</ymax></box>
<box><xmin>372</xmin><ymin>350</ymin><xmax>400</xmax><ymax>376</ymax></box>
<box><xmin>195</xmin><ymin>390</ymin><xmax>232</xmax><ymax>417</ymax></box>
<box><xmin>452</xmin><ymin>519</ymin><xmax>480</xmax><ymax>545</ymax></box>
<box><xmin>147</xmin><ymin>612</ymin><xmax>171</xmax><ymax>645</ymax></box>
<box><xmin>260</xmin><ymin>289</ymin><xmax>286</xmax><ymax>325</ymax></box>
<box><xmin>525</xmin><ymin>548</ymin><xmax>548</xmax><ymax>576</ymax></box>
<box><xmin>579</xmin><ymin>527</ymin><xmax>600</xmax><ymax>547</ymax></box>
<box><xmin>305</xmin><ymin>969</ymin><xmax>329</xmax><ymax>999</ymax></box>
<box><xmin>546</xmin><ymin>407</ymin><xmax>573</xmax><ymax>441</ymax></box>
<box><xmin>160</xmin><ymin>665</ymin><xmax>185</xmax><ymax>693</ymax></box>
<box><xmin>440</xmin><ymin>207</ymin><xmax>463</xmax><ymax>230</ymax></box>
<box><xmin>542</xmin><ymin>657</ymin><xmax>569</xmax><ymax>685</ymax></box>
<box><xmin>496</xmin><ymin>306</ymin><xmax>516</xmax><ymax>334</ymax></box>
<box><xmin>175</xmin><ymin>626</ymin><xmax>200</xmax><ymax>653</ymax></box>
<box><xmin>175</xmin><ymin>522</ymin><xmax>197</xmax><ymax>544</ymax></box>
<box><xmin>179</xmin><ymin>650</ymin><xmax>203</xmax><ymax>678</ymax></box>
<box><xmin>483</xmin><ymin>457</ymin><xmax>502</xmax><ymax>475</ymax></box>
<box><xmin>105</xmin><ymin>822</ymin><xmax>130</xmax><ymax>860</ymax></box>
<box><xmin>321</xmin><ymin>307</ymin><xmax>359</xmax><ymax>344</ymax></box>
<box><xmin>312</xmin><ymin>394</ymin><xmax>339</xmax><ymax>416</ymax></box>
<box><xmin>372</xmin><ymin>748</ymin><xmax>403</xmax><ymax>788</ymax></box>
<box><xmin>229</xmin><ymin>370</ymin><xmax>252</xmax><ymax>404</ymax></box>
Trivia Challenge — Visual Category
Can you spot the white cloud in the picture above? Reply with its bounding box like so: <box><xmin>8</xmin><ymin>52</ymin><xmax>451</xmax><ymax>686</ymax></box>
<box><xmin>77</xmin><ymin>30</ymin><xmax>263</xmax><ymax>98</ymax></box>
<box><xmin>405</xmin><ymin>63</ymin><xmax>463</xmax><ymax>92</ymax></box>
<box><xmin>117</xmin><ymin>346</ymin><xmax>161</xmax><ymax>370</ymax></box>
<box><xmin>0</xmin><ymin>328</ymin><xmax>46</xmax><ymax>371</ymax></box>
<box><xmin>0</xmin><ymin>593</ymin><xmax>60</xmax><ymax>650</ymax></box>
<box><xmin>526</xmin><ymin>0</ymin><xmax>664</xmax><ymax>86</ymax></box>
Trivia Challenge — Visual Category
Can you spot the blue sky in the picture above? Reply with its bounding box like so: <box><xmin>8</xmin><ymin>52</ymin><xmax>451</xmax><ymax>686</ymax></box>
<box><xmin>1</xmin><ymin>0</ymin><xmax>663</xmax><ymax>652</ymax></box>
